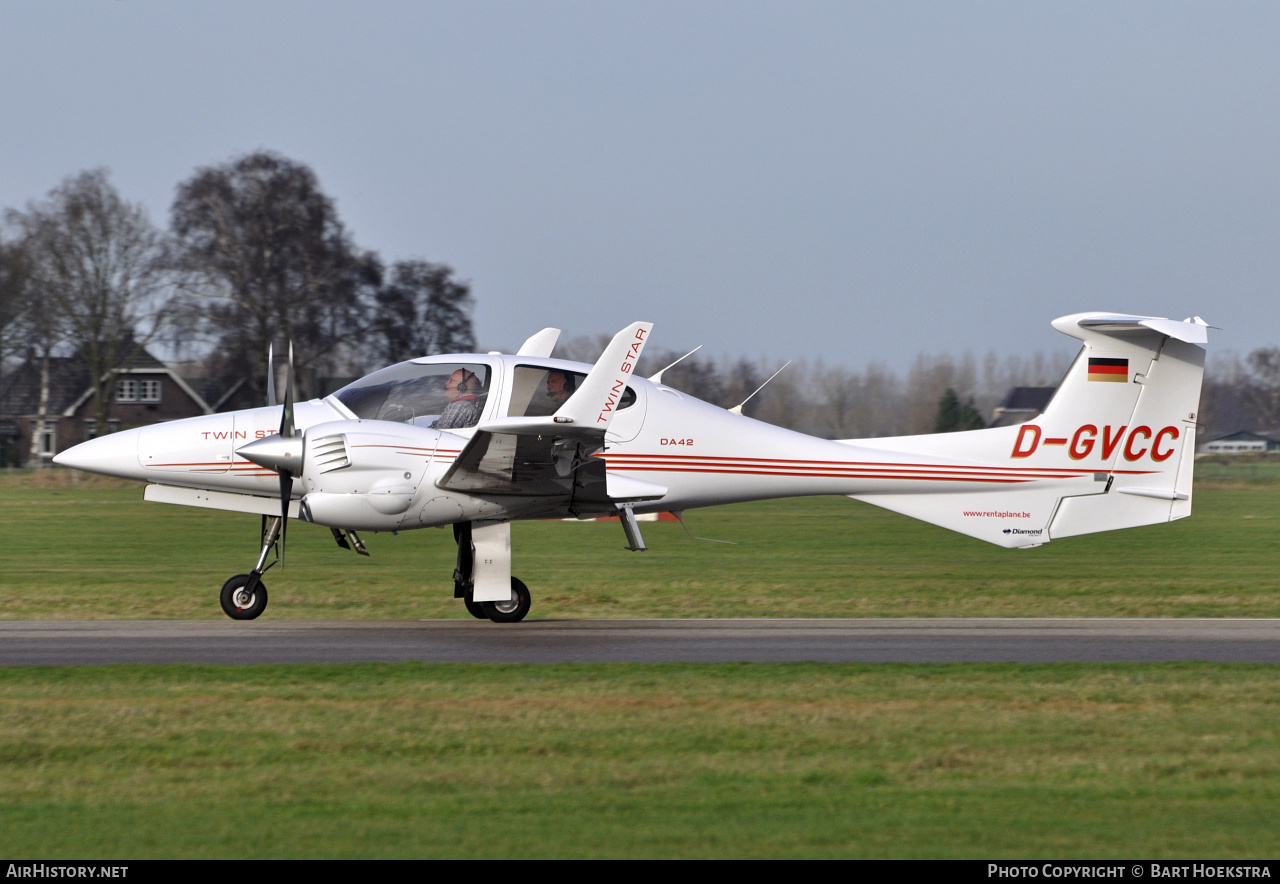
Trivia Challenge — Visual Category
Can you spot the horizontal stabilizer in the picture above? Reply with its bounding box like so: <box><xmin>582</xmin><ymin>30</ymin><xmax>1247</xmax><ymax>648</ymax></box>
<box><xmin>1060</xmin><ymin>313</ymin><xmax>1210</xmax><ymax>345</ymax></box>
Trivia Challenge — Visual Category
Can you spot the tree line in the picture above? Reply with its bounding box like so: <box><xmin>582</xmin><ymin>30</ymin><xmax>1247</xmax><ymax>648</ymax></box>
<box><xmin>0</xmin><ymin>153</ymin><xmax>476</xmax><ymax>432</ymax></box>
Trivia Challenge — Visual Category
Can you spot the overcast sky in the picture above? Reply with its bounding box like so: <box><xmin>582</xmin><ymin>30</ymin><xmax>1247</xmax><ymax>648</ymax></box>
<box><xmin>2</xmin><ymin>2</ymin><xmax>1277</xmax><ymax>370</ymax></box>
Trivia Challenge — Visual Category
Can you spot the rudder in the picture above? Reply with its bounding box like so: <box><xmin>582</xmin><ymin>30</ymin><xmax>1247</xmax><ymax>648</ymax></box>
<box><xmin>1045</xmin><ymin>317</ymin><xmax>1205</xmax><ymax>538</ymax></box>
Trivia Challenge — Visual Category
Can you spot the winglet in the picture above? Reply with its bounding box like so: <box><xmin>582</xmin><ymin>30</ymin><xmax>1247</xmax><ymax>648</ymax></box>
<box><xmin>517</xmin><ymin>328</ymin><xmax>562</xmax><ymax>357</ymax></box>
<box><xmin>555</xmin><ymin>321</ymin><xmax>654</xmax><ymax>432</ymax></box>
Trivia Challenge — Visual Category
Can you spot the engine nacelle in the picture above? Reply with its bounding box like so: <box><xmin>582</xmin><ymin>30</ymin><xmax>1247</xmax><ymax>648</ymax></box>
<box><xmin>297</xmin><ymin>419</ymin><xmax>444</xmax><ymax>529</ymax></box>
<box><xmin>300</xmin><ymin>491</ymin><xmax>407</xmax><ymax>531</ymax></box>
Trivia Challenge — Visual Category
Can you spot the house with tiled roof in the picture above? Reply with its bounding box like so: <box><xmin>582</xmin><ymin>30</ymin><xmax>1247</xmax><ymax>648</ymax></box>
<box><xmin>0</xmin><ymin>347</ymin><xmax>212</xmax><ymax>467</ymax></box>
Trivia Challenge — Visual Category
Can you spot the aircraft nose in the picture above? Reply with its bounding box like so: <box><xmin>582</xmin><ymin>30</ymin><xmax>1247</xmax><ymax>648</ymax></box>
<box><xmin>52</xmin><ymin>428</ymin><xmax>143</xmax><ymax>479</ymax></box>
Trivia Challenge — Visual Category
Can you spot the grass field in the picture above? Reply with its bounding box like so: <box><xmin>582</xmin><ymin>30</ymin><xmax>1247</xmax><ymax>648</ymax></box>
<box><xmin>1</xmin><ymin>466</ymin><xmax>1277</xmax><ymax>858</ymax></box>
<box><xmin>1194</xmin><ymin>452</ymin><xmax>1280</xmax><ymax>481</ymax></box>
<box><xmin>1</xmin><ymin>467</ymin><xmax>1277</xmax><ymax>619</ymax></box>
<box><xmin>1</xmin><ymin>662</ymin><xmax>1278</xmax><ymax>858</ymax></box>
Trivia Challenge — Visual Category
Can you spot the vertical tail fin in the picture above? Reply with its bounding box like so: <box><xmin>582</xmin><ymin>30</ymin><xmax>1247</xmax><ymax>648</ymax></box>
<box><xmin>1037</xmin><ymin>313</ymin><xmax>1206</xmax><ymax>538</ymax></box>
<box><xmin>847</xmin><ymin>313</ymin><xmax>1208</xmax><ymax>547</ymax></box>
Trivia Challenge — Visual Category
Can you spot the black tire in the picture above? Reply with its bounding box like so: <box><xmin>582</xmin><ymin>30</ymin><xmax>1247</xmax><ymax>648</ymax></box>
<box><xmin>482</xmin><ymin>577</ymin><xmax>531</xmax><ymax>623</ymax></box>
<box><xmin>463</xmin><ymin>591</ymin><xmax>487</xmax><ymax>620</ymax></box>
<box><xmin>220</xmin><ymin>574</ymin><xmax>268</xmax><ymax>621</ymax></box>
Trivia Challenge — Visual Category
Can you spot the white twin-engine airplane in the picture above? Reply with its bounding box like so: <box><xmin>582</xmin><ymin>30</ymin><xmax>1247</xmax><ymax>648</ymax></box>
<box><xmin>54</xmin><ymin>311</ymin><xmax>1209</xmax><ymax>623</ymax></box>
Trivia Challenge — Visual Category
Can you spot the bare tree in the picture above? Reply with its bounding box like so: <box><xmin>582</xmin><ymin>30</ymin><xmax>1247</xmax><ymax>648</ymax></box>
<box><xmin>751</xmin><ymin>367</ymin><xmax>807</xmax><ymax>430</ymax></box>
<box><xmin>6</xmin><ymin>169</ymin><xmax>170</xmax><ymax>434</ymax></box>
<box><xmin>373</xmin><ymin>260</ymin><xmax>475</xmax><ymax>363</ymax></box>
<box><xmin>0</xmin><ymin>237</ymin><xmax>30</xmax><ymax>372</ymax></box>
<box><xmin>814</xmin><ymin>363</ymin><xmax>859</xmax><ymax>438</ymax></box>
<box><xmin>1197</xmin><ymin>352</ymin><xmax>1248</xmax><ymax>435</ymax></box>
<box><xmin>169</xmin><ymin>151</ymin><xmax>377</xmax><ymax>401</ymax></box>
<box><xmin>661</xmin><ymin>356</ymin><xmax>727</xmax><ymax>406</ymax></box>
<box><xmin>904</xmin><ymin>353</ymin><xmax>974</xmax><ymax>434</ymax></box>
<box><xmin>719</xmin><ymin>357</ymin><xmax>764</xmax><ymax>416</ymax></box>
<box><xmin>1</xmin><ymin>234</ymin><xmax>65</xmax><ymax>465</ymax></box>
<box><xmin>809</xmin><ymin>361</ymin><xmax>907</xmax><ymax>439</ymax></box>
<box><xmin>1240</xmin><ymin>347</ymin><xmax>1280</xmax><ymax>430</ymax></box>
<box><xmin>0</xmin><ymin>237</ymin><xmax>38</xmax><ymax>465</ymax></box>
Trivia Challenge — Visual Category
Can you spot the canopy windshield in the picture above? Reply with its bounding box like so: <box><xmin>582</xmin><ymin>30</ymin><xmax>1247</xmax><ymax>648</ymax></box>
<box><xmin>333</xmin><ymin>362</ymin><xmax>491</xmax><ymax>428</ymax></box>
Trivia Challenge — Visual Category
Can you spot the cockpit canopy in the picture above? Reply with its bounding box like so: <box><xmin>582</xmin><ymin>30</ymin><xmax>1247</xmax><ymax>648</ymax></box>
<box><xmin>333</xmin><ymin>362</ymin><xmax>491</xmax><ymax>429</ymax></box>
<box><xmin>331</xmin><ymin>359</ymin><xmax>638</xmax><ymax>431</ymax></box>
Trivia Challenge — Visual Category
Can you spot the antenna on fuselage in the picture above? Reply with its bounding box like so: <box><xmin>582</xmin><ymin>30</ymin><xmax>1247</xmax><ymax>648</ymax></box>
<box><xmin>647</xmin><ymin>345</ymin><xmax>703</xmax><ymax>384</ymax></box>
<box><xmin>728</xmin><ymin>361</ymin><xmax>791</xmax><ymax>415</ymax></box>
<box><xmin>673</xmin><ymin>512</ymin><xmax>736</xmax><ymax>545</ymax></box>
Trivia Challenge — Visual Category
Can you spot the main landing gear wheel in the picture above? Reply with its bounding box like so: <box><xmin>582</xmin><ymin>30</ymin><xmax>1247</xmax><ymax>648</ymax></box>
<box><xmin>463</xmin><ymin>592</ymin><xmax>488</xmax><ymax>620</ymax></box>
<box><xmin>482</xmin><ymin>577</ymin><xmax>531</xmax><ymax>624</ymax></box>
<box><xmin>220</xmin><ymin>574</ymin><xmax>268</xmax><ymax>621</ymax></box>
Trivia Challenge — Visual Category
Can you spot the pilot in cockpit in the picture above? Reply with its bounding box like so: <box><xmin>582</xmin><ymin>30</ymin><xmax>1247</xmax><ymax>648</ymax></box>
<box><xmin>432</xmin><ymin>369</ymin><xmax>483</xmax><ymax>430</ymax></box>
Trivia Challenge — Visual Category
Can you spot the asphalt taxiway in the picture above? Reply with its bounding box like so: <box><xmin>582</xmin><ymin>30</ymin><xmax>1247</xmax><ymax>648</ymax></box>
<box><xmin>1</xmin><ymin>618</ymin><xmax>1277</xmax><ymax>665</ymax></box>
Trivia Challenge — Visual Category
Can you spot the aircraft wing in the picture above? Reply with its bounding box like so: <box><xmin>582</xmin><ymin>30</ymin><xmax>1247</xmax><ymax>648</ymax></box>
<box><xmin>435</xmin><ymin>321</ymin><xmax>662</xmax><ymax>503</ymax></box>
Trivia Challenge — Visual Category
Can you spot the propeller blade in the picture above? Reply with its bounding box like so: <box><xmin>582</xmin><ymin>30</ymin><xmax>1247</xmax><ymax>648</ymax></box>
<box><xmin>278</xmin><ymin>342</ymin><xmax>296</xmax><ymax>566</ymax></box>
<box><xmin>278</xmin><ymin>468</ymin><xmax>292</xmax><ymax>567</ymax></box>
<box><xmin>266</xmin><ymin>343</ymin><xmax>276</xmax><ymax>407</ymax></box>
<box><xmin>280</xmin><ymin>341</ymin><xmax>295</xmax><ymax>440</ymax></box>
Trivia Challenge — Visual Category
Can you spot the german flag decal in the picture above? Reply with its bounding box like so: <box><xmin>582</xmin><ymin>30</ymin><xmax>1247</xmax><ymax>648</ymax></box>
<box><xmin>1087</xmin><ymin>357</ymin><xmax>1128</xmax><ymax>382</ymax></box>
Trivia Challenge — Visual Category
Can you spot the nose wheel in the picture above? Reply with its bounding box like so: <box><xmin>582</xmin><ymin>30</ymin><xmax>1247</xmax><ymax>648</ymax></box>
<box><xmin>221</xmin><ymin>573</ymin><xmax>268</xmax><ymax>620</ymax></box>
<box><xmin>218</xmin><ymin>515</ymin><xmax>281</xmax><ymax>620</ymax></box>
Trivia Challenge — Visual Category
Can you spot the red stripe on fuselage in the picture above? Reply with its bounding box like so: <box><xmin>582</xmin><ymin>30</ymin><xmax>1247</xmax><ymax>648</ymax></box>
<box><xmin>597</xmin><ymin>452</ymin><xmax>1094</xmax><ymax>473</ymax></box>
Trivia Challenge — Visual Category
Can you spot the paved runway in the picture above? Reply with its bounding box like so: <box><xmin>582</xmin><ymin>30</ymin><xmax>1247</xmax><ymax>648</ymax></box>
<box><xmin>1</xmin><ymin>619</ymin><xmax>1278</xmax><ymax>665</ymax></box>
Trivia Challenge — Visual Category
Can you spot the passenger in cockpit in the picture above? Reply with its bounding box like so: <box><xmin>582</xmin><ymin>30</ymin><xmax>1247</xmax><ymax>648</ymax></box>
<box><xmin>546</xmin><ymin>370</ymin><xmax>575</xmax><ymax>408</ymax></box>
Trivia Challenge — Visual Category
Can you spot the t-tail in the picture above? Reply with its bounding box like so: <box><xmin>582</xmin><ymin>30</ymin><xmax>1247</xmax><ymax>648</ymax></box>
<box><xmin>844</xmin><ymin>312</ymin><xmax>1209</xmax><ymax>548</ymax></box>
